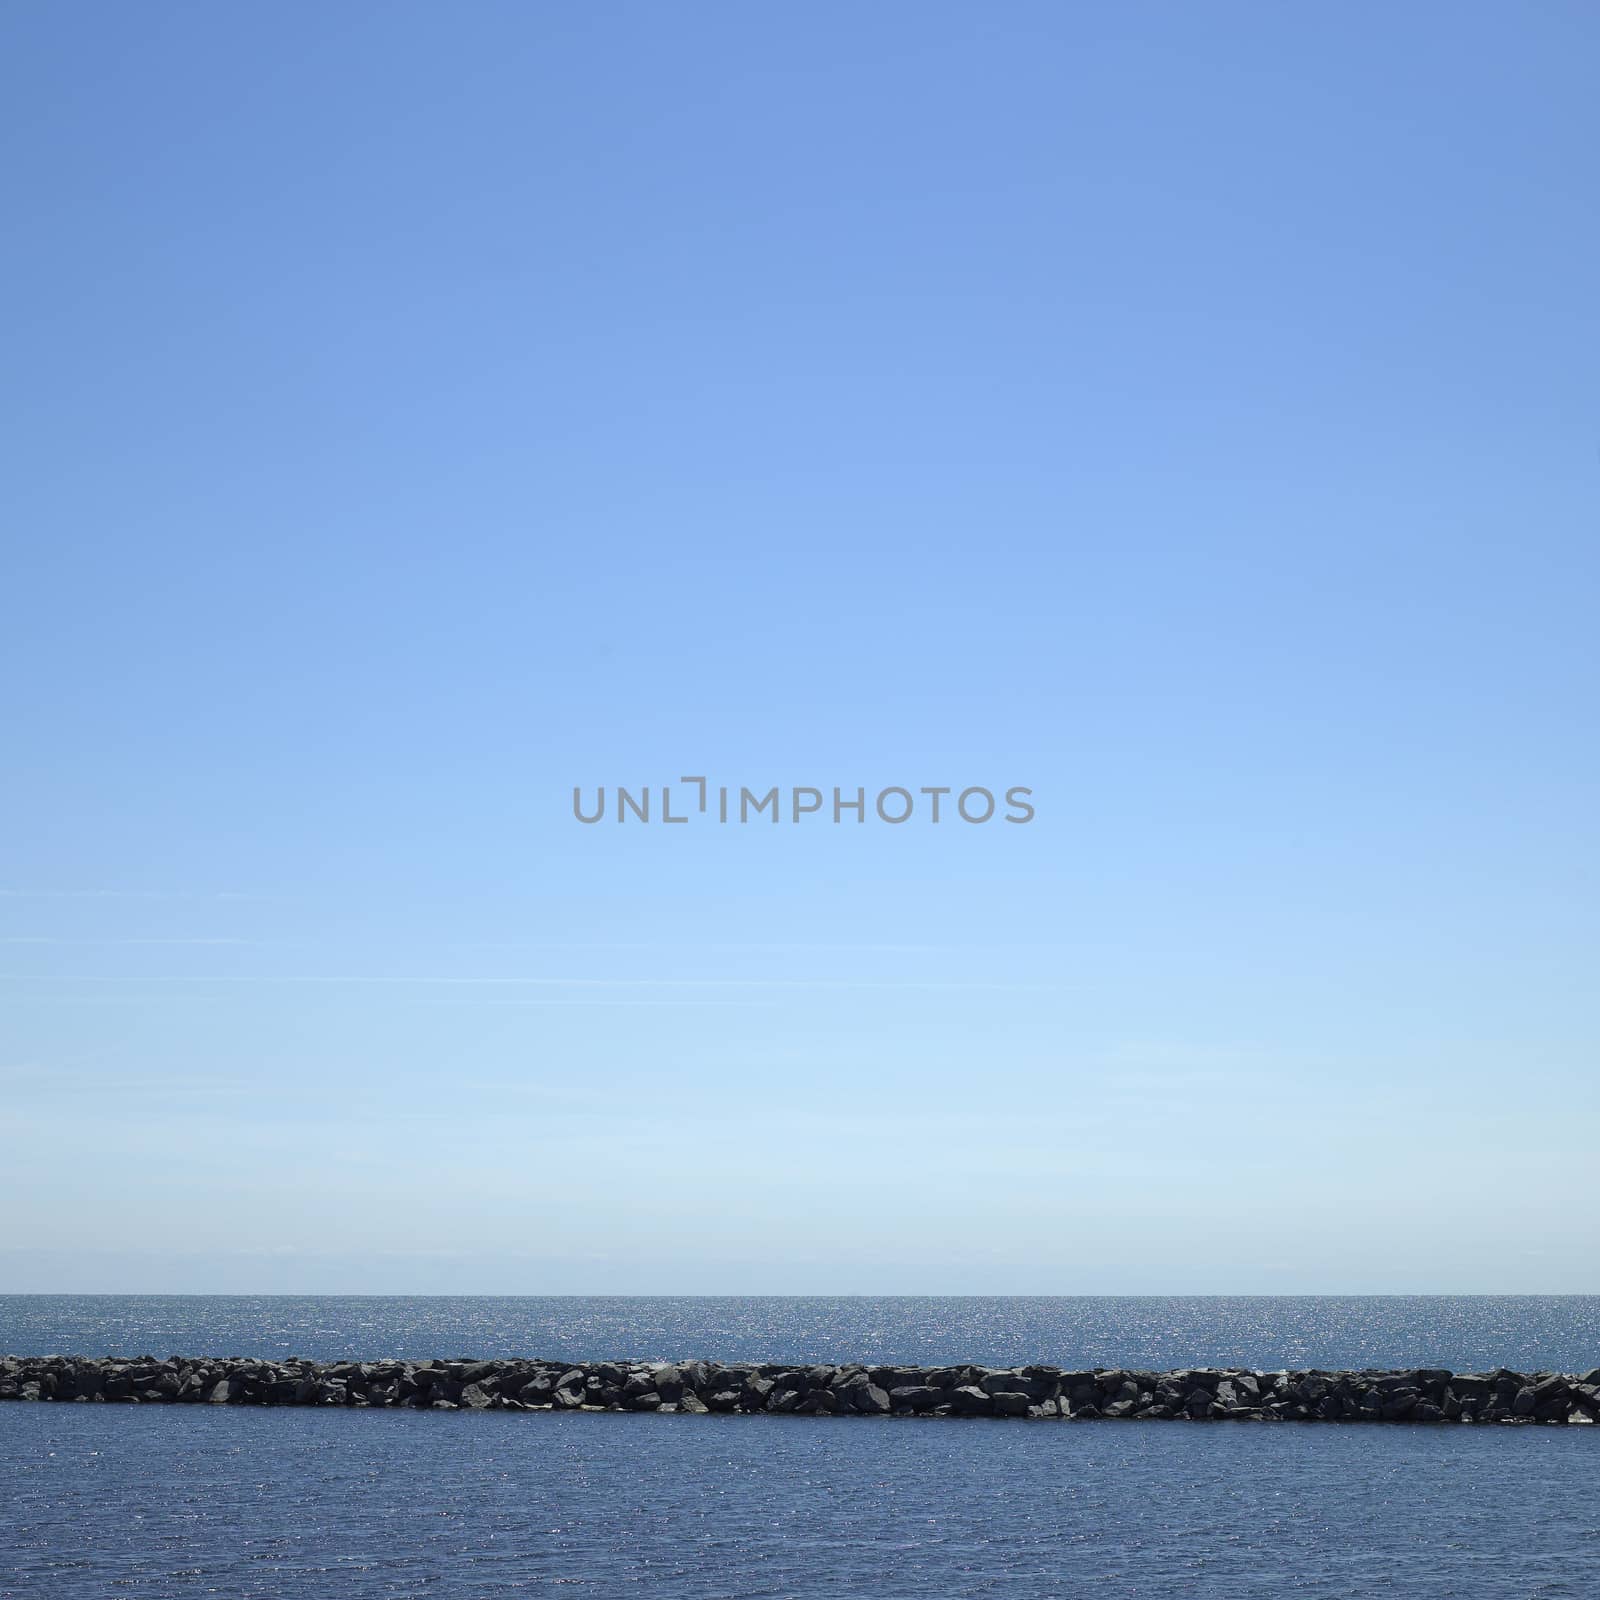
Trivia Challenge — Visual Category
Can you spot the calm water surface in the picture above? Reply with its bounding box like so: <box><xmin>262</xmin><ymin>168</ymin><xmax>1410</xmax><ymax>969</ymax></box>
<box><xmin>3</xmin><ymin>1298</ymin><xmax>1597</xmax><ymax>1599</ymax></box>
<box><xmin>6</xmin><ymin>1403</ymin><xmax>1598</xmax><ymax>1599</ymax></box>
<box><xmin>6</xmin><ymin>1294</ymin><xmax>1599</xmax><ymax>1370</ymax></box>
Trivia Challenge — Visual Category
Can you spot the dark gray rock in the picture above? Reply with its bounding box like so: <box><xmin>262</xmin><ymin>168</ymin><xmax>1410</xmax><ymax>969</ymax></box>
<box><xmin>1382</xmin><ymin>1388</ymin><xmax>1420</xmax><ymax>1420</ymax></box>
<box><xmin>4</xmin><ymin>1355</ymin><xmax>1594</xmax><ymax>1428</ymax></box>
<box><xmin>852</xmin><ymin>1384</ymin><xmax>891</xmax><ymax>1415</ymax></box>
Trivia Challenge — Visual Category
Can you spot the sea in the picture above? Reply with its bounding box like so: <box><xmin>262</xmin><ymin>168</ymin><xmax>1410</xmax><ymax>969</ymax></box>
<box><xmin>3</xmin><ymin>1296</ymin><xmax>1598</xmax><ymax>1598</ymax></box>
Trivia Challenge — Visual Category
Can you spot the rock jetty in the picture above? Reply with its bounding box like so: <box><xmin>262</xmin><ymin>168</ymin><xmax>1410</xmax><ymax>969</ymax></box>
<box><xmin>4</xmin><ymin>1356</ymin><xmax>1600</xmax><ymax>1424</ymax></box>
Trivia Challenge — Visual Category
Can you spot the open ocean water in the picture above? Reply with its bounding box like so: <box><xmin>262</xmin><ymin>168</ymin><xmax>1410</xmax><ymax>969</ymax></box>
<box><xmin>3</xmin><ymin>1296</ymin><xmax>1598</xmax><ymax>1598</ymax></box>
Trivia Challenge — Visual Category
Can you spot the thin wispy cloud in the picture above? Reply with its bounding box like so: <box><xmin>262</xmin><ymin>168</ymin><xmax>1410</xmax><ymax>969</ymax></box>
<box><xmin>0</xmin><ymin>1063</ymin><xmax>257</xmax><ymax>1098</ymax></box>
<box><xmin>0</xmin><ymin>937</ymin><xmax>254</xmax><ymax>946</ymax></box>
<box><xmin>415</xmin><ymin>998</ymin><xmax>781</xmax><ymax>1008</ymax></box>
<box><xmin>447</xmin><ymin>940</ymin><xmax>1056</xmax><ymax>953</ymax></box>
<box><xmin>0</xmin><ymin>929</ymin><xmax>1059</xmax><ymax>954</ymax></box>
<box><xmin>0</xmin><ymin>888</ymin><xmax>274</xmax><ymax>900</ymax></box>
<box><xmin>0</xmin><ymin>973</ymin><xmax>1057</xmax><ymax>991</ymax></box>
<box><xmin>0</xmin><ymin>996</ymin><xmax>231</xmax><ymax>1007</ymax></box>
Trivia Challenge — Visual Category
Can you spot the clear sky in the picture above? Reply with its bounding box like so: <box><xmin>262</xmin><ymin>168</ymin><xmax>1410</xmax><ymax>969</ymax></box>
<box><xmin>3</xmin><ymin>2</ymin><xmax>1596</xmax><ymax>1294</ymax></box>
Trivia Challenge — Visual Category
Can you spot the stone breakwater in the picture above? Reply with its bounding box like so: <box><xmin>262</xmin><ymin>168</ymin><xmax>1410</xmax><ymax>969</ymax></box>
<box><xmin>5</xmin><ymin>1356</ymin><xmax>1600</xmax><ymax>1424</ymax></box>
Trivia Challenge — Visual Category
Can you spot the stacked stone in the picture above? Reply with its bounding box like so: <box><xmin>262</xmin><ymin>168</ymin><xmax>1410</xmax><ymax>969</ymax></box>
<box><xmin>3</xmin><ymin>1356</ymin><xmax>1598</xmax><ymax>1424</ymax></box>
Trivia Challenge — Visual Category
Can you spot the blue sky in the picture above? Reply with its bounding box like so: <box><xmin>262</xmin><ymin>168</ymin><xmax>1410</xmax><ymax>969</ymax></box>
<box><xmin>2</xmin><ymin>2</ymin><xmax>1596</xmax><ymax>1293</ymax></box>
